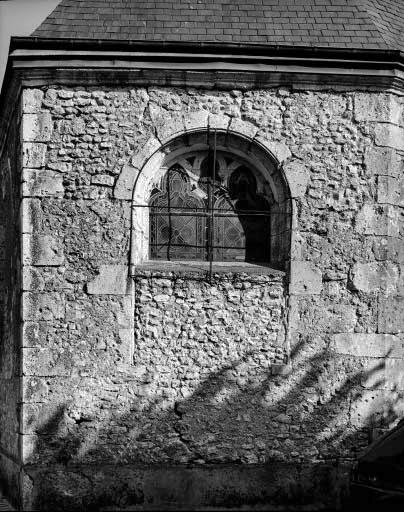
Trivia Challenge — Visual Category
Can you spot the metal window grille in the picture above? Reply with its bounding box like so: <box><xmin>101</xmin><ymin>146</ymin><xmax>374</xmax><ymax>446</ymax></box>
<box><xmin>149</xmin><ymin>144</ymin><xmax>273</xmax><ymax>265</ymax></box>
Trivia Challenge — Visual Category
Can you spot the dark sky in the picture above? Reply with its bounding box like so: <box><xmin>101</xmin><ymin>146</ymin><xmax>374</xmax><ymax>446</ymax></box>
<box><xmin>0</xmin><ymin>0</ymin><xmax>59</xmax><ymax>87</ymax></box>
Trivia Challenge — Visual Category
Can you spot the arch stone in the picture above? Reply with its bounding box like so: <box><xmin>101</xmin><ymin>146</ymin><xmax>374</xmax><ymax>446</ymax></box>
<box><xmin>113</xmin><ymin>112</ymin><xmax>292</xmax><ymax>200</ymax></box>
<box><xmin>125</xmin><ymin>122</ymin><xmax>293</xmax><ymax>271</ymax></box>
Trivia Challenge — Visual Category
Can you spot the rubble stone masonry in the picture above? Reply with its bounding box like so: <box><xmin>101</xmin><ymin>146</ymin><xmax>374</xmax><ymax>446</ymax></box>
<box><xmin>2</xmin><ymin>84</ymin><xmax>404</xmax><ymax>509</ymax></box>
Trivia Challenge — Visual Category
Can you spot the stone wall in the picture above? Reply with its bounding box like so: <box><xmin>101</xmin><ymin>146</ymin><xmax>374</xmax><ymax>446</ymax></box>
<box><xmin>0</xmin><ymin>95</ymin><xmax>22</xmax><ymax>506</ymax></box>
<box><xmin>13</xmin><ymin>85</ymin><xmax>404</xmax><ymax>510</ymax></box>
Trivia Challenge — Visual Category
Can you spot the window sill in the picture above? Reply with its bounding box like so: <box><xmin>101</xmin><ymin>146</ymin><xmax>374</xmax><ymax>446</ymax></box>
<box><xmin>132</xmin><ymin>260</ymin><xmax>285</xmax><ymax>277</ymax></box>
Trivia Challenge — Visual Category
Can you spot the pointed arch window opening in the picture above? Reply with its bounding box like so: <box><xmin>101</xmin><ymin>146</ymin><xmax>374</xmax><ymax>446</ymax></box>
<box><xmin>147</xmin><ymin>134</ymin><xmax>277</xmax><ymax>267</ymax></box>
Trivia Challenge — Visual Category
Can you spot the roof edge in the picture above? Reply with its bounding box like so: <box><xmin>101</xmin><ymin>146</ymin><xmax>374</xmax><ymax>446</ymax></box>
<box><xmin>9</xmin><ymin>36</ymin><xmax>404</xmax><ymax>62</ymax></box>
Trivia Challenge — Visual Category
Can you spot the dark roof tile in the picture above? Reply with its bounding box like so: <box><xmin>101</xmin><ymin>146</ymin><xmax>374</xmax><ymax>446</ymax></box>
<box><xmin>31</xmin><ymin>0</ymin><xmax>403</xmax><ymax>50</ymax></box>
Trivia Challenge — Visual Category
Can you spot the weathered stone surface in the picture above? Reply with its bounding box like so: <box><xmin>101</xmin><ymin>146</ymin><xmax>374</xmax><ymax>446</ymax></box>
<box><xmin>374</xmin><ymin>124</ymin><xmax>404</xmax><ymax>151</ymax></box>
<box><xmin>150</xmin><ymin>106</ymin><xmax>186</xmax><ymax>144</ymax></box>
<box><xmin>184</xmin><ymin>110</ymin><xmax>209</xmax><ymax>133</ymax></box>
<box><xmin>364</xmin><ymin>147</ymin><xmax>402</xmax><ymax>177</ymax></box>
<box><xmin>114</xmin><ymin>164</ymin><xmax>139</xmax><ymax>200</ymax></box>
<box><xmin>22</xmin><ymin>292</ymin><xmax>65</xmax><ymax>321</ymax></box>
<box><xmin>22</xmin><ymin>113</ymin><xmax>53</xmax><ymax>142</ymax></box>
<box><xmin>354</xmin><ymin>94</ymin><xmax>401</xmax><ymax>124</ymax></box>
<box><xmin>350</xmin><ymin>261</ymin><xmax>398</xmax><ymax>294</ymax></box>
<box><xmin>373</xmin><ymin>237</ymin><xmax>404</xmax><ymax>264</ymax></box>
<box><xmin>283</xmin><ymin>161</ymin><xmax>309</xmax><ymax>198</ymax></box>
<box><xmin>87</xmin><ymin>265</ymin><xmax>130</xmax><ymax>295</ymax></box>
<box><xmin>378</xmin><ymin>296</ymin><xmax>404</xmax><ymax>333</ymax></box>
<box><xmin>377</xmin><ymin>175</ymin><xmax>404</xmax><ymax>206</ymax></box>
<box><xmin>20</xmin><ymin>199</ymin><xmax>43</xmax><ymax>234</ymax></box>
<box><xmin>23</xmin><ymin>143</ymin><xmax>47</xmax><ymax>168</ymax></box>
<box><xmin>362</xmin><ymin>358</ymin><xmax>404</xmax><ymax>390</ymax></box>
<box><xmin>255</xmin><ymin>136</ymin><xmax>291</xmax><ymax>164</ymax></box>
<box><xmin>331</xmin><ymin>333</ymin><xmax>404</xmax><ymax>358</ymax></box>
<box><xmin>355</xmin><ymin>204</ymin><xmax>399</xmax><ymax>236</ymax></box>
<box><xmin>289</xmin><ymin>261</ymin><xmax>322</xmax><ymax>295</ymax></box>
<box><xmin>22</xmin><ymin>376</ymin><xmax>49</xmax><ymax>402</ymax></box>
<box><xmin>6</xmin><ymin>86</ymin><xmax>404</xmax><ymax>511</ymax></box>
<box><xmin>22</xmin><ymin>347</ymin><xmax>76</xmax><ymax>377</ymax></box>
<box><xmin>228</xmin><ymin>117</ymin><xmax>258</xmax><ymax>139</ymax></box>
<box><xmin>22</xmin><ymin>89</ymin><xmax>44</xmax><ymax>114</ymax></box>
<box><xmin>349</xmin><ymin>389</ymin><xmax>404</xmax><ymax>427</ymax></box>
<box><xmin>91</xmin><ymin>174</ymin><xmax>115</xmax><ymax>187</ymax></box>
<box><xmin>131</xmin><ymin>137</ymin><xmax>161</xmax><ymax>170</ymax></box>
<box><xmin>22</xmin><ymin>234</ymin><xmax>64</xmax><ymax>266</ymax></box>
<box><xmin>22</xmin><ymin>169</ymin><xmax>64</xmax><ymax>197</ymax></box>
<box><xmin>208</xmin><ymin>113</ymin><xmax>230</xmax><ymax>131</ymax></box>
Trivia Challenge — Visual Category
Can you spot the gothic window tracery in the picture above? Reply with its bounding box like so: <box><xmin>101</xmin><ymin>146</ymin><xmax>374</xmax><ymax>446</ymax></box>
<box><xmin>148</xmin><ymin>150</ymin><xmax>275</xmax><ymax>264</ymax></box>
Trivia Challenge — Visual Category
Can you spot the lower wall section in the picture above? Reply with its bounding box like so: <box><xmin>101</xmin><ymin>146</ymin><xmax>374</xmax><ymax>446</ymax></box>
<box><xmin>23</xmin><ymin>462</ymin><xmax>351</xmax><ymax>511</ymax></box>
<box><xmin>0</xmin><ymin>452</ymin><xmax>21</xmax><ymax>510</ymax></box>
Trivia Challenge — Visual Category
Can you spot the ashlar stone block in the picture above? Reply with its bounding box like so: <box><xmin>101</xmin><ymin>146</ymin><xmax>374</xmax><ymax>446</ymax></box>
<box><xmin>131</xmin><ymin>136</ymin><xmax>161</xmax><ymax>170</ymax></box>
<box><xmin>378</xmin><ymin>296</ymin><xmax>404</xmax><ymax>333</ymax></box>
<box><xmin>350</xmin><ymin>261</ymin><xmax>399</xmax><ymax>294</ymax></box>
<box><xmin>289</xmin><ymin>261</ymin><xmax>322</xmax><ymax>295</ymax></box>
<box><xmin>22</xmin><ymin>169</ymin><xmax>64</xmax><ymax>197</ymax></box>
<box><xmin>362</xmin><ymin>358</ymin><xmax>404</xmax><ymax>390</ymax></box>
<box><xmin>87</xmin><ymin>265</ymin><xmax>130</xmax><ymax>295</ymax></box>
<box><xmin>282</xmin><ymin>161</ymin><xmax>309</xmax><ymax>198</ymax></box>
<box><xmin>375</xmin><ymin>124</ymin><xmax>404</xmax><ymax>151</ymax></box>
<box><xmin>355</xmin><ymin>204</ymin><xmax>399</xmax><ymax>237</ymax></box>
<box><xmin>22</xmin><ymin>113</ymin><xmax>53</xmax><ymax>142</ymax></box>
<box><xmin>255</xmin><ymin>136</ymin><xmax>291</xmax><ymax>165</ymax></box>
<box><xmin>354</xmin><ymin>94</ymin><xmax>401</xmax><ymax>124</ymax></box>
<box><xmin>349</xmin><ymin>389</ymin><xmax>404</xmax><ymax>427</ymax></box>
<box><xmin>113</xmin><ymin>164</ymin><xmax>139</xmax><ymax>200</ymax></box>
<box><xmin>228</xmin><ymin>117</ymin><xmax>258</xmax><ymax>140</ymax></box>
<box><xmin>23</xmin><ymin>143</ymin><xmax>47</xmax><ymax>168</ymax></box>
<box><xmin>208</xmin><ymin>113</ymin><xmax>230</xmax><ymax>131</ymax></box>
<box><xmin>22</xmin><ymin>234</ymin><xmax>64</xmax><ymax>266</ymax></box>
<box><xmin>22</xmin><ymin>347</ymin><xmax>70</xmax><ymax>377</ymax></box>
<box><xmin>331</xmin><ymin>333</ymin><xmax>404</xmax><ymax>358</ymax></box>
<box><xmin>20</xmin><ymin>199</ymin><xmax>43</xmax><ymax>234</ymax></box>
<box><xmin>377</xmin><ymin>175</ymin><xmax>404</xmax><ymax>206</ymax></box>
<box><xmin>149</xmin><ymin>105</ymin><xmax>186</xmax><ymax>144</ymax></box>
<box><xmin>22</xmin><ymin>292</ymin><xmax>65</xmax><ymax>321</ymax></box>
<box><xmin>365</xmin><ymin>147</ymin><xmax>402</xmax><ymax>177</ymax></box>
<box><xmin>373</xmin><ymin>237</ymin><xmax>404</xmax><ymax>264</ymax></box>
<box><xmin>22</xmin><ymin>89</ymin><xmax>44</xmax><ymax>114</ymax></box>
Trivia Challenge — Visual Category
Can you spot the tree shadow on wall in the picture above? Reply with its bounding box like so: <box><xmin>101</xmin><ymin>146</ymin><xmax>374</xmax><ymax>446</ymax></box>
<box><xmin>26</xmin><ymin>339</ymin><xmax>404</xmax><ymax>511</ymax></box>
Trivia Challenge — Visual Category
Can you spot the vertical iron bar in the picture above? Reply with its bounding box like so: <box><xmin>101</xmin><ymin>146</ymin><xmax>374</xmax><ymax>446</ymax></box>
<box><xmin>209</xmin><ymin>130</ymin><xmax>217</xmax><ymax>281</ymax></box>
<box><xmin>166</xmin><ymin>167</ymin><xmax>172</xmax><ymax>260</ymax></box>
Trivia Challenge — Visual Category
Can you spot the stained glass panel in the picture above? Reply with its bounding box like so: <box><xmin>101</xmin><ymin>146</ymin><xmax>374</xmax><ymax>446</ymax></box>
<box><xmin>149</xmin><ymin>158</ymin><xmax>272</xmax><ymax>263</ymax></box>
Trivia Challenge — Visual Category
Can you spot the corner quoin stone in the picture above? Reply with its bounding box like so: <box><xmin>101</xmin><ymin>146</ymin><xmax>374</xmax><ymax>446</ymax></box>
<box><xmin>87</xmin><ymin>265</ymin><xmax>130</xmax><ymax>295</ymax></box>
<box><xmin>23</xmin><ymin>143</ymin><xmax>47</xmax><ymax>168</ymax></box>
<box><xmin>354</xmin><ymin>94</ymin><xmax>401</xmax><ymax>124</ymax></box>
<box><xmin>22</xmin><ymin>113</ymin><xmax>53</xmax><ymax>142</ymax></box>
<box><xmin>374</xmin><ymin>124</ymin><xmax>404</xmax><ymax>151</ymax></box>
<box><xmin>22</xmin><ymin>234</ymin><xmax>64</xmax><ymax>266</ymax></box>
<box><xmin>22</xmin><ymin>89</ymin><xmax>44</xmax><ymax>114</ymax></box>
<box><xmin>22</xmin><ymin>170</ymin><xmax>64</xmax><ymax>197</ymax></box>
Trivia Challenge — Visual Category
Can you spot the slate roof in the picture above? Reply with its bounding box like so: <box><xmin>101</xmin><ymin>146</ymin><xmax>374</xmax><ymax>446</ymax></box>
<box><xmin>31</xmin><ymin>0</ymin><xmax>404</xmax><ymax>51</ymax></box>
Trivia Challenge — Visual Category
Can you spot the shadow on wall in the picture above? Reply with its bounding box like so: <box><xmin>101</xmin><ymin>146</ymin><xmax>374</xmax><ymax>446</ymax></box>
<box><xmin>24</xmin><ymin>337</ymin><xmax>404</xmax><ymax>511</ymax></box>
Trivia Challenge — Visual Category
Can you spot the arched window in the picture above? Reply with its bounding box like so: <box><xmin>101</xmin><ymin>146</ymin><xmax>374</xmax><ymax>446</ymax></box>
<box><xmin>149</xmin><ymin>149</ymin><xmax>275</xmax><ymax>264</ymax></box>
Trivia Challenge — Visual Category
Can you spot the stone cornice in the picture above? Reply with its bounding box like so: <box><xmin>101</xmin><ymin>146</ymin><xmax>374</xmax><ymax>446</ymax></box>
<box><xmin>2</xmin><ymin>37</ymin><xmax>404</xmax><ymax>151</ymax></box>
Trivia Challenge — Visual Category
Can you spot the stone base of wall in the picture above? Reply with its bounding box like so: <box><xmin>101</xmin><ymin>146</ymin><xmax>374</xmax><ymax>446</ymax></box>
<box><xmin>23</xmin><ymin>462</ymin><xmax>350</xmax><ymax>511</ymax></box>
<box><xmin>0</xmin><ymin>453</ymin><xmax>21</xmax><ymax>510</ymax></box>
